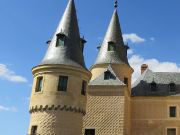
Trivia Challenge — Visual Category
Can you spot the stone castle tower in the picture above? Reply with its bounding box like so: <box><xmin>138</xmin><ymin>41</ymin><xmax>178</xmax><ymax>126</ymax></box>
<box><xmin>27</xmin><ymin>1</ymin><xmax>180</xmax><ymax>135</ymax></box>
<box><xmin>83</xmin><ymin>2</ymin><xmax>133</xmax><ymax>135</ymax></box>
<box><xmin>28</xmin><ymin>0</ymin><xmax>91</xmax><ymax>135</ymax></box>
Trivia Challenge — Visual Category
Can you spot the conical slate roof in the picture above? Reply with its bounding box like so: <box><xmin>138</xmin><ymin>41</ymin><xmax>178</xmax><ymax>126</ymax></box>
<box><xmin>94</xmin><ymin>9</ymin><xmax>129</xmax><ymax>66</ymax></box>
<box><xmin>40</xmin><ymin>0</ymin><xmax>86</xmax><ymax>69</ymax></box>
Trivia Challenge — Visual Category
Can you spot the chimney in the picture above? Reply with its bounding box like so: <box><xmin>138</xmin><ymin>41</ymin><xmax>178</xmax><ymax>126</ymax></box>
<box><xmin>141</xmin><ymin>64</ymin><xmax>148</xmax><ymax>74</ymax></box>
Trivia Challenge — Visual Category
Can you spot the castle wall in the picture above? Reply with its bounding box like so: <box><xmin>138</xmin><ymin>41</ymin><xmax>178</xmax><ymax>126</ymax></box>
<box><xmin>28</xmin><ymin>110</ymin><xmax>83</xmax><ymax>135</ymax></box>
<box><xmin>124</xmin><ymin>89</ymin><xmax>131</xmax><ymax>135</ymax></box>
<box><xmin>131</xmin><ymin>97</ymin><xmax>180</xmax><ymax>135</ymax></box>
<box><xmin>83</xmin><ymin>87</ymin><xmax>126</xmax><ymax>135</ymax></box>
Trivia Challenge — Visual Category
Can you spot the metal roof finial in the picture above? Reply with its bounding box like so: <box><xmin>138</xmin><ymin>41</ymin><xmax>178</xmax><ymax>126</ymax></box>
<box><xmin>114</xmin><ymin>0</ymin><xmax>118</xmax><ymax>8</ymax></box>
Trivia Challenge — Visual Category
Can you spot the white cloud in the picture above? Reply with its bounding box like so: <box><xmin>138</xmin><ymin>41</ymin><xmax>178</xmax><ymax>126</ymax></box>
<box><xmin>0</xmin><ymin>105</ymin><xmax>17</xmax><ymax>112</ymax></box>
<box><xmin>123</xmin><ymin>33</ymin><xmax>146</xmax><ymax>43</ymax></box>
<box><xmin>129</xmin><ymin>55</ymin><xmax>180</xmax><ymax>83</ymax></box>
<box><xmin>0</xmin><ymin>64</ymin><xmax>27</xmax><ymax>83</ymax></box>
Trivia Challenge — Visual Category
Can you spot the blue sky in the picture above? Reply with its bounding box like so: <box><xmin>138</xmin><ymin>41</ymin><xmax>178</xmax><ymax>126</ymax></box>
<box><xmin>0</xmin><ymin>0</ymin><xmax>180</xmax><ymax>134</ymax></box>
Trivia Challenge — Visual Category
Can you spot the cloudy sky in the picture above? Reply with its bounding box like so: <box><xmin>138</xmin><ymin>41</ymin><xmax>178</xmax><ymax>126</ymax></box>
<box><xmin>0</xmin><ymin>0</ymin><xmax>180</xmax><ymax>134</ymax></box>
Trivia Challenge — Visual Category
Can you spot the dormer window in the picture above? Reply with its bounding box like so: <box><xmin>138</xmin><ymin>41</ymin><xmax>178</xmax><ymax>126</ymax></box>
<box><xmin>56</xmin><ymin>33</ymin><xmax>66</xmax><ymax>47</ymax></box>
<box><xmin>104</xmin><ymin>71</ymin><xmax>111</xmax><ymax>80</ymax></box>
<box><xmin>104</xmin><ymin>70</ymin><xmax>115</xmax><ymax>80</ymax></box>
<box><xmin>80</xmin><ymin>37</ymin><xmax>87</xmax><ymax>52</ymax></box>
<box><xmin>150</xmin><ymin>81</ymin><xmax>157</xmax><ymax>92</ymax></box>
<box><xmin>108</xmin><ymin>41</ymin><xmax>116</xmax><ymax>51</ymax></box>
<box><xmin>169</xmin><ymin>83</ymin><xmax>176</xmax><ymax>93</ymax></box>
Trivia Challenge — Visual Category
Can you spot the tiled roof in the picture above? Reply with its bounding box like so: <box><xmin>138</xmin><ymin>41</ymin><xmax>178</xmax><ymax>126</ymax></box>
<box><xmin>132</xmin><ymin>69</ymin><xmax>180</xmax><ymax>96</ymax></box>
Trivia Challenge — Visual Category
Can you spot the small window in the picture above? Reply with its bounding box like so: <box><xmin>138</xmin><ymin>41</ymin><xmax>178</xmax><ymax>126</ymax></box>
<box><xmin>150</xmin><ymin>82</ymin><xmax>157</xmax><ymax>92</ymax></box>
<box><xmin>104</xmin><ymin>71</ymin><xmax>111</xmax><ymax>80</ymax></box>
<box><xmin>31</xmin><ymin>126</ymin><xmax>38</xmax><ymax>135</ymax></box>
<box><xmin>81</xmin><ymin>81</ymin><xmax>87</xmax><ymax>96</ymax></box>
<box><xmin>108</xmin><ymin>41</ymin><xmax>115</xmax><ymax>51</ymax></box>
<box><xmin>124</xmin><ymin>77</ymin><xmax>128</xmax><ymax>86</ymax></box>
<box><xmin>58</xmin><ymin>76</ymin><xmax>68</xmax><ymax>92</ymax></box>
<box><xmin>36</xmin><ymin>77</ymin><xmax>43</xmax><ymax>92</ymax></box>
<box><xmin>169</xmin><ymin>83</ymin><xmax>176</xmax><ymax>93</ymax></box>
<box><xmin>85</xmin><ymin>129</ymin><xmax>95</xmax><ymax>135</ymax></box>
<box><xmin>167</xmin><ymin>128</ymin><xmax>176</xmax><ymax>135</ymax></box>
<box><xmin>169</xmin><ymin>106</ymin><xmax>177</xmax><ymax>117</ymax></box>
<box><xmin>56</xmin><ymin>33</ymin><xmax>66</xmax><ymax>47</ymax></box>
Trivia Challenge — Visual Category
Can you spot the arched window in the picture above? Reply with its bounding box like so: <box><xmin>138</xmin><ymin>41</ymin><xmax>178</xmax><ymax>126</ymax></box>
<box><xmin>108</xmin><ymin>41</ymin><xmax>116</xmax><ymax>51</ymax></box>
<box><xmin>150</xmin><ymin>81</ymin><xmax>157</xmax><ymax>92</ymax></box>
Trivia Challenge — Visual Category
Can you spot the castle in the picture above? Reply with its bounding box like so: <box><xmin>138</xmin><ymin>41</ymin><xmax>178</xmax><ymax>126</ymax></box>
<box><xmin>28</xmin><ymin>0</ymin><xmax>180</xmax><ymax>135</ymax></box>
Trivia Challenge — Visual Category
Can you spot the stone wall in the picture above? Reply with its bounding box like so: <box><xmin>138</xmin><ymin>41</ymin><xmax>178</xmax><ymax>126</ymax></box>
<box><xmin>83</xmin><ymin>87</ymin><xmax>126</xmax><ymax>135</ymax></box>
<box><xmin>131</xmin><ymin>97</ymin><xmax>180</xmax><ymax>135</ymax></box>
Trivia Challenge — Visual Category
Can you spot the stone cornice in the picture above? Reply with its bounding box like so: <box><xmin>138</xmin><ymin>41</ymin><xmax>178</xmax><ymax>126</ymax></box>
<box><xmin>29</xmin><ymin>105</ymin><xmax>86</xmax><ymax>115</ymax></box>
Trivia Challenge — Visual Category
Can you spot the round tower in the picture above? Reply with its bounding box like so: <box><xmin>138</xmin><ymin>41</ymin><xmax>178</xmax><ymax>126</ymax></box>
<box><xmin>28</xmin><ymin>0</ymin><xmax>91</xmax><ymax>135</ymax></box>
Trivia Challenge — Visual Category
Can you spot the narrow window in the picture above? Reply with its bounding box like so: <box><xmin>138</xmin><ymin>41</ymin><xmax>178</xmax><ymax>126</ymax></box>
<box><xmin>108</xmin><ymin>41</ymin><xmax>115</xmax><ymax>51</ymax></box>
<box><xmin>169</xmin><ymin>83</ymin><xmax>176</xmax><ymax>93</ymax></box>
<box><xmin>169</xmin><ymin>106</ymin><xmax>177</xmax><ymax>117</ymax></box>
<box><xmin>31</xmin><ymin>126</ymin><xmax>38</xmax><ymax>135</ymax></box>
<box><xmin>58</xmin><ymin>76</ymin><xmax>68</xmax><ymax>92</ymax></box>
<box><xmin>124</xmin><ymin>77</ymin><xmax>128</xmax><ymax>86</ymax></box>
<box><xmin>36</xmin><ymin>77</ymin><xmax>43</xmax><ymax>92</ymax></box>
<box><xmin>150</xmin><ymin>82</ymin><xmax>157</xmax><ymax>92</ymax></box>
<box><xmin>167</xmin><ymin>128</ymin><xmax>176</xmax><ymax>135</ymax></box>
<box><xmin>85</xmin><ymin>129</ymin><xmax>95</xmax><ymax>135</ymax></box>
<box><xmin>81</xmin><ymin>81</ymin><xmax>87</xmax><ymax>96</ymax></box>
<box><xmin>56</xmin><ymin>33</ymin><xmax>66</xmax><ymax>47</ymax></box>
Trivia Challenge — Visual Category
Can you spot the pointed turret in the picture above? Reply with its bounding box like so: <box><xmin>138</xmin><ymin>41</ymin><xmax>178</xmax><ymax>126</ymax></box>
<box><xmin>41</xmin><ymin>0</ymin><xmax>86</xmax><ymax>69</ymax></box>
<box><xmin>94</xmin><ymin>4</ymin><xmax>129</xmax><ymax>66</ymax></box>
<box><xmin>28</xmin><ymin>1</ymin><xmax>91</xmax><ymax>135</ymax></box>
